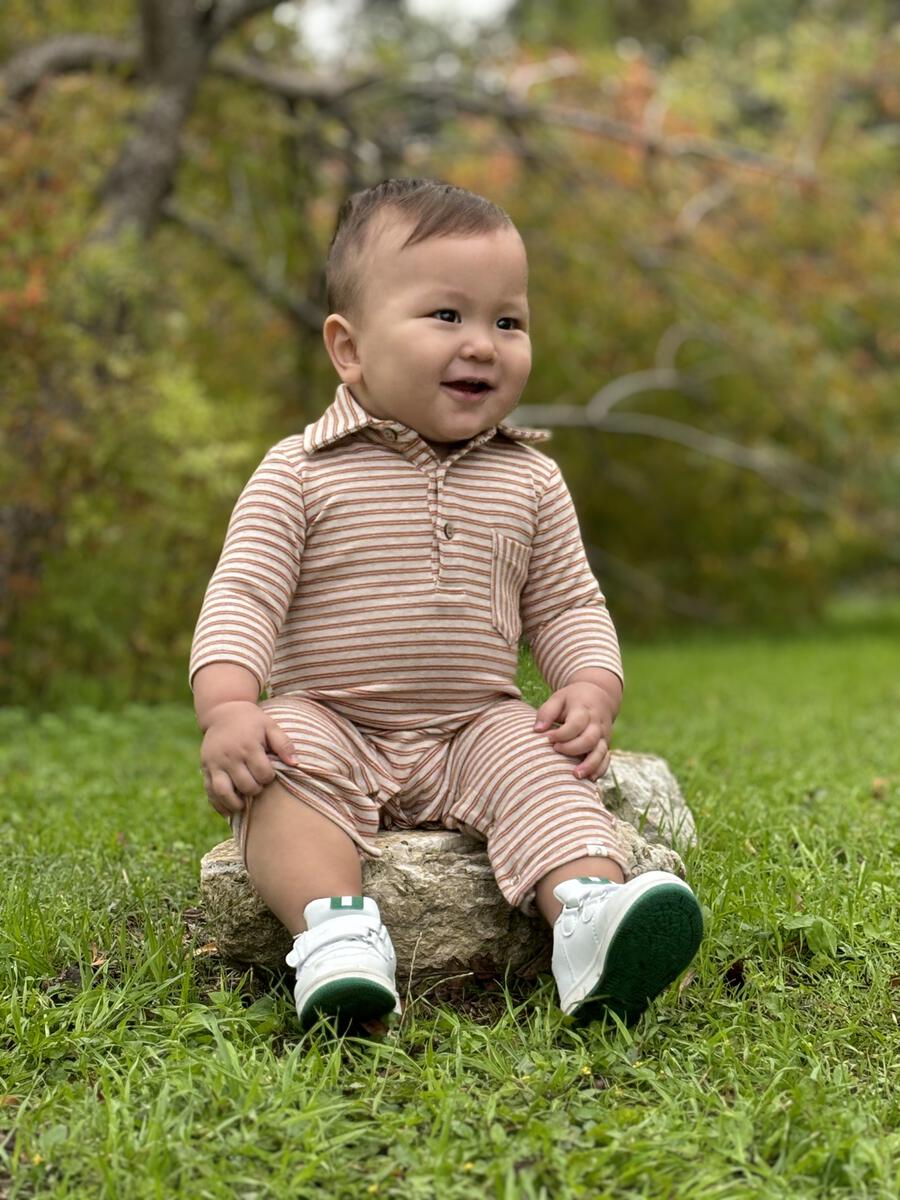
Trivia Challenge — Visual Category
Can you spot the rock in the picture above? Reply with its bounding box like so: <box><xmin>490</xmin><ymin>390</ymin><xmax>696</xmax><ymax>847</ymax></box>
<box><xmin>598</xmin><ymin>750</ymin><xmax>698</xmax><ymax>850</ymax></box>
<box><xmin>199</xmin><ymin>750</ymin><xmax>696</xmax><ymax>986</ymax></box>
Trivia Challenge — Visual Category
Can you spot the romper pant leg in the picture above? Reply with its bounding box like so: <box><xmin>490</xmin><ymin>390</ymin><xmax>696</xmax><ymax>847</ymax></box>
<box><xmin>439</xmin><ymin>698</ymin><xmax>628</xmax><ymax>914</ymax></box>
<box><xmin>228</xmin><ymin>695</ymin><xmax>401</xmax><ymax>869</ymax></box>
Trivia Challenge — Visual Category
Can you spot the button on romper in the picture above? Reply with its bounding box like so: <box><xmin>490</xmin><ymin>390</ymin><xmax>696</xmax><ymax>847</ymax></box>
<box><xmin>190</xmin><ymin>386</ymin><xmax>626</xmax><ymax>913</ymax></box>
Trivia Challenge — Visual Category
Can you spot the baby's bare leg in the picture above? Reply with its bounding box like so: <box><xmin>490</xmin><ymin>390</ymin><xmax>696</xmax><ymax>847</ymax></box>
<box><xmin>243</xmin><ymin>780</ymin><xmax>362</xmax><ymax>935</ymax></box>
<box><xmin>535</xmin><ymin>856</ymin><xmax>625</xmax><ymax>924</ymax></box>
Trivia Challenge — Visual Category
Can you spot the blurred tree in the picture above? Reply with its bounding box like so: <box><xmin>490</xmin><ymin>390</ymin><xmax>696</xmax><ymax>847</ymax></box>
<box><xmin>510</xmin><ymin>0</ymin><xmax>692</xmax><ymax>55</ymax></box>
<box><xmin>509</xmin><ymin>0</ymin><xmax>900</xmax><ymax>56</ymax></box>
<box><xmin>1</xmin><ymin>0</ymin><xmax>898</xmax><ymax>703</ymax></box>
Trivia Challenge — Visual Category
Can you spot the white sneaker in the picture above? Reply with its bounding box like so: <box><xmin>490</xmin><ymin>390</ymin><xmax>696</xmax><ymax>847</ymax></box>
<box><xmin>286</xmin><ymin>895</ymin><xmax>401</xmax><ymax>1030</ymax></box>
<box><xmin>552</xmin><ymin>872</ymin><xmax>703</xmax><ymax>1024</ymax></box>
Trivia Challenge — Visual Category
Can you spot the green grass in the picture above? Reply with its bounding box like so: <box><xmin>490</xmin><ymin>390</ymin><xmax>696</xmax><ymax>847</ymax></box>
<box><xmin>2</xmin><ymin>626</ymin><xmax>900</xmax><ymax>1198</ymax></box>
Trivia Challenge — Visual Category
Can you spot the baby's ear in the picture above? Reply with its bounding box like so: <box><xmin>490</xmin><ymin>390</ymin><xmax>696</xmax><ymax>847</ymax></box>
<box><xmin>323</xmin><ymin>314</ymin><xmax>362</xmax><ymax>384</ymax></box>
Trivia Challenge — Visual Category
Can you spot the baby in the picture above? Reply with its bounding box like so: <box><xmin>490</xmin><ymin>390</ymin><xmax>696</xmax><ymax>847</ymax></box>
<box><xmin>190</xmin><ymin>178</ymin><xmax>702</xmax><ymax>1029</ymax></box>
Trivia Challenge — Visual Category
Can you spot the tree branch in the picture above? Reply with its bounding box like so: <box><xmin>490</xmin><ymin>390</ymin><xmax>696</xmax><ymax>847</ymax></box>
<box><xmin>395</xmin><ymin>84</ymin><xmax>812</xmax><ymax>181</ymax></box>
<box><xmin>2</xmin><ymin>35</ymin><xmax>138</xmax><ymax>102</ymax></box>
<box><xmin>3</xmin><ymin>33</ymin><xmax>810</xmax><ymax>183</ymax></box>
<box><xmin>209</xmin><ymin>0</ymin><xmax>282</xmax><ymax>42</ymax></box>
<box><xmin>211</xmin><ymin>61</ymin><xmax>810</xmax><ymax>180</ymax></box>
<box><xmin>89</xmin><ymin>1</ymin><xmax>217</xmax><ymax>241</ymax></box>
<box><xmin>653</xmin><ymin>322</ymin><xmax>727</xmax><ymax>370</ymax></box>
<box><xmin>160</xmin><ymin>200</ymin><xmax>325</xmax><ymax>330</ymax></box>
<box><xmin>584</xmin><ymin>367</ymin><xmax>697</xmax><ymax>420</ymax></box>
<box><xmin>511</xmin><ymin>401</ymin><xmax>830</xmax><ymax>507</ymax></box>
<box><xmin>212</xmin><ymin>53</ymin><xmax>380</xmax><ymax>106</ymax></box>
<box><xmin>596</xmin><ymin>412</ymin><xmax>829</xmax><ymax>503</ymax></box>
<box><xmin>547</xmin><ymin>104</ymin><xmax>811</xmax><ymax>179</ymax></box>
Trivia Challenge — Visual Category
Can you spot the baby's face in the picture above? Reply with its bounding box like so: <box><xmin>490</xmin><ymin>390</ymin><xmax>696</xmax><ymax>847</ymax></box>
<box><xmin>327</xmin><ymin>214</ymin><xmax>532</xmax><ymax>454</ymax></box>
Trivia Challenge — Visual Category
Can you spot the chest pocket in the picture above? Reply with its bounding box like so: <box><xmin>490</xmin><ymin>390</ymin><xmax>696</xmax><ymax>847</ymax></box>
<box><xmin>490</xmin><ymin>532</ymin><xmax>531</xmax><ymax>645</ymax></box>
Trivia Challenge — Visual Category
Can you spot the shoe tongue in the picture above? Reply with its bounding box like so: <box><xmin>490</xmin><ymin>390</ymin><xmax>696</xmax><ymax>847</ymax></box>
<box><xmin>303</xmin><ymin>895</ymin><xmax>381</xmax><ymax>928</ymax></box>
<box><xmin>553</xmin><ymin>876</ymin><xmax>616</xmax><ymax>907</ymax></box>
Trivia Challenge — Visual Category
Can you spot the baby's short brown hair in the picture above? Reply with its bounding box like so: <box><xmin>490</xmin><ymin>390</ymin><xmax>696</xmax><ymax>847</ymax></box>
<box><xmin>325</xmin><ymin>177</ymin><xmax>514</xmax><ymax>317</ymax></box>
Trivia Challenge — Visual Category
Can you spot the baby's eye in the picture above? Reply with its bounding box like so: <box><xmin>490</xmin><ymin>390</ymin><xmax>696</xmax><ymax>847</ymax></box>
<box><xmin>496</xmin><ymin>317</ymin><xmax>522</xmax><ymax>331</ymax></box>
<box><xmin>431</xmin><ymin>309</ymin><xmax>461</xmax><ymax>323</ymax></box>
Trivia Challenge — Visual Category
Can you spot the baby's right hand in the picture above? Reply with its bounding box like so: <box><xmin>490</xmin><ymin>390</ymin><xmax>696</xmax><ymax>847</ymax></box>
<box><xmin>200</xmin><ymin>701</ymin><xmax>297</xmax><ymax>817</ymax></box>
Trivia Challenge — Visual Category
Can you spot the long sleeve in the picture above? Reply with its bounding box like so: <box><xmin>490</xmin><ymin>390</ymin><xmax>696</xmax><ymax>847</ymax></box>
<box><xmin>520</xmin><ymin>461</ymin><xmax>623</xmax><ymax>690</ymax></box>
<box><xmin>189</xmin><ymin>445</ymin><xmax>306</xmax><ymax>692</ymax></box>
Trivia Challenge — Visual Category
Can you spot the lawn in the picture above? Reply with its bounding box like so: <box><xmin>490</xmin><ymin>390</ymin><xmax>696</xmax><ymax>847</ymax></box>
<box><xmin>2</xmin><ymin>620</ymin><xmax>899</xmax><ymax>1198</ymax></box>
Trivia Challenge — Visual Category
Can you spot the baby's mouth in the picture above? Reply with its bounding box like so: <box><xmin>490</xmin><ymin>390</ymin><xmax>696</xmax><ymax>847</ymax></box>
<box><xmin>442</xmin><ymin>378</ymin><xmax>492</xmax><ymax>396</ymax></box>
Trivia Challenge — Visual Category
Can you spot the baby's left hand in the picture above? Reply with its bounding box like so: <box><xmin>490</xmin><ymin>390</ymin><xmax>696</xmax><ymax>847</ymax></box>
<box><xmin>533</xmin><ymin>681</ymin><xmax>617</xmax><ymax>781</ymax></box>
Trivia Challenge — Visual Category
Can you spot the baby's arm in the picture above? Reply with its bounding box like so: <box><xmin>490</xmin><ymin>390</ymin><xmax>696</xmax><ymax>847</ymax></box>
<box><xmin>520</xmin><ymin>463</ymin><xmax>624</xmax><ymax>781</ymax></box>
<box><xmin>194</xmin><ymin>663</ymin><xmax>297</xmax><ymax>817</ymax></box>
<box><xmin>189</xmin><ymin>445</ymin><xmax>307</xmax><ymax>817</ymax></box>
<box><xmin>520</xmin><ymin>463</ymin><xmax>622</xmax><ymax>689</ymax></box>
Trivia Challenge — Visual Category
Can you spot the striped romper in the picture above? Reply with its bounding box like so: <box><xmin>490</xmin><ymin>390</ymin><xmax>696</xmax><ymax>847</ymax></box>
<box><xmin>190</xmin><ymin>386</ymin><xmax>627</xmax><ymax>912</ymax></box>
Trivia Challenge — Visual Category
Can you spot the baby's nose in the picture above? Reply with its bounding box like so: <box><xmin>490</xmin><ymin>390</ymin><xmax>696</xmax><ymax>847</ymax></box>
<box><xmin>462</xmin><ymin>332</ymin><xmax>497</xmax><ymax>361</ymax></box>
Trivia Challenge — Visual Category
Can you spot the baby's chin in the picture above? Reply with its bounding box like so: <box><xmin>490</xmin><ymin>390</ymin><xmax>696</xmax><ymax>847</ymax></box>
<box><xmin>415</xmin><ymin>397</ymin><xmax>520</xmax><ymax>452</ymax></box>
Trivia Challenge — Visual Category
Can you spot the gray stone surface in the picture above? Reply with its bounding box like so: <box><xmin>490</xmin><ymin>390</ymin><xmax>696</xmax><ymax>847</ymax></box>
<box><xmin>598</xmin><ymin>750</ymin><xmax>698</xmax><ymax>850</ymax></box>
<box><xmin>199</xmin><ymin>750</ymin><xmax>696</xmax><ymax>985</ymax></box>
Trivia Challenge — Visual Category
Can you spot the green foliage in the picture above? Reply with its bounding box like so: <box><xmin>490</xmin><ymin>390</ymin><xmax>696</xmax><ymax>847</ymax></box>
<box><xmin>2</xmin><ymin>5</ymin><xmax>899</xmax><ymax>699</ymax></box>
<box><xmin>1</xmin><ymin>67</ymin><xmax>325</xmax><ymax>706</ymax></box>
<box><xmin>511</xmin><ymin>0</ymin><xmax>692</xmax><ymax>54</ymax></box>
<box><xmin>509</xmin><ymin>0</ymin><xmax>900</xmax><ymax>54</ymax></box>
<box><xmin>2</xmin><ymin>236</ymin><xmax>258</xmax><ymax>706</ymax></box>
<box><xmin>0</xmin><ymin>102</ymin><xmax>275</xmax><ymax>706</ymax></box>
<box><xmin>0</xmin><ymin>0</ymin><xmax>134</xmax><ymax>61</ymax></box>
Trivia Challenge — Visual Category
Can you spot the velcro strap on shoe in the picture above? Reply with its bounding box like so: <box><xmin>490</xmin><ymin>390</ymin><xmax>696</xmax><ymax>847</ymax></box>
<box><xmin>285</xmin><ymin>917</ymin><xmax>383</xmax><ymax>970</ymax></box>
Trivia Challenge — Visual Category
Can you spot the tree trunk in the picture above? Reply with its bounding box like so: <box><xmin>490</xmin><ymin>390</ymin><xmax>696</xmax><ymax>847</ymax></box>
<box><xmin>91</xmin><ymin>0</ymin><xmax>216</xmax><ymax>241</ymax></box>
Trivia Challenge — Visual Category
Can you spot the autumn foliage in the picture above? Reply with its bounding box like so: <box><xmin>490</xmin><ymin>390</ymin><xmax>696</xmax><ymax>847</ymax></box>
<box><xmin>2</xmin><ymin>4</ymin><xmax>898</xmax><ymax>704</ymax></box>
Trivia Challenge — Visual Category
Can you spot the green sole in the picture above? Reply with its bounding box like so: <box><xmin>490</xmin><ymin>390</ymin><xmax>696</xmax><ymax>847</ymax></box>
<box><xmin>571</xmin><ymin>885</ymin><xmax>704</xmax><ymax>1026</ymax></box>
<box><xmin>299</xmin><ymin>978</ymin><xmax>398</xmax><ymax>1030</ymax></box>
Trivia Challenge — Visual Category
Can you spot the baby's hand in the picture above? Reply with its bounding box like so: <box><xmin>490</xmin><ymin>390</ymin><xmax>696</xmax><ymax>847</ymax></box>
<box><xmin>200</xmin><ymin>701</ymin><xmax>297</xmax><ymax>817</ymax></box>
<box><xmin>533</xmin><ymin>681</ymin><xmax>617</xmax><ymax>782</ymax></box>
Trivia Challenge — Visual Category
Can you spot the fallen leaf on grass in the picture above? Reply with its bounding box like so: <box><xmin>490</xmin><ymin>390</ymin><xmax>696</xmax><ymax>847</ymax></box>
<box><xmin>192</xmin><ymin>942</ymin><xmax>219</xmax><ymax>957</ymax></box>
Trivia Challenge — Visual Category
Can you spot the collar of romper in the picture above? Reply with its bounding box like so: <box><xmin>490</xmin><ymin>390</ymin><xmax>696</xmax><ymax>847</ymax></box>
<box><xmin>302</xmin><ymin>385</ymin><xmax>550</xmax><ymax>455</ymax></box>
